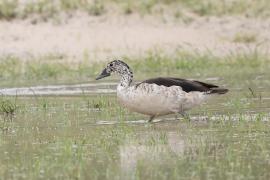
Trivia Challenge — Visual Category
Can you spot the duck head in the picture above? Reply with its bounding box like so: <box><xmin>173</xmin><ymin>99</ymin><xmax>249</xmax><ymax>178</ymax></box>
<box><xmin>96</xmin><ymin>60</ymin><xmax>133</xmax><ymax>80</ymax></box>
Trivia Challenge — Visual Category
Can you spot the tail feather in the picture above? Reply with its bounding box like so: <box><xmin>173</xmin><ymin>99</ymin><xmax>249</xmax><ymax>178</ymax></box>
<box><xmin>208</xmin><ymin>88</ymin><xmax>229</xmax><ymax>94</ymax></box>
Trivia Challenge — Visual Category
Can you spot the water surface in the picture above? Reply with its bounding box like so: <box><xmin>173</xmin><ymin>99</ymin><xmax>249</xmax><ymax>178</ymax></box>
<box><xmin>0</xmin><ymin>80</ymin><xmax>269</xmax><ymax>179</ymax></box>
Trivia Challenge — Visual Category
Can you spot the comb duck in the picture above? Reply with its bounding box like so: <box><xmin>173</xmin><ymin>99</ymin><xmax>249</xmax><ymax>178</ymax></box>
<box><xmin>96</xmin><ymin>60</ymin><xmax>228</xmax><ymax>122</ymax></box>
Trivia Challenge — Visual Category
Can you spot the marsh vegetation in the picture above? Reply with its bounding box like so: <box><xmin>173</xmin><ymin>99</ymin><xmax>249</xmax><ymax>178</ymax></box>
<box><xmin>0</xmin><ymin>0</ymin><xmax>270</xmax><ymax>179</ymax></box>
<box><xmin>0</xmin><ymin>50</ymin><xmax>269</xmax><ymax>179</ymax></box>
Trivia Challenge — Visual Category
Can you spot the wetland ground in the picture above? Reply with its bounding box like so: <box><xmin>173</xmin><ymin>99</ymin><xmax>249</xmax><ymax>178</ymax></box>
<box><xmin>0</xmin><ymin>0</ymin><xmax>270</xmax><ymax>179</ymax></box>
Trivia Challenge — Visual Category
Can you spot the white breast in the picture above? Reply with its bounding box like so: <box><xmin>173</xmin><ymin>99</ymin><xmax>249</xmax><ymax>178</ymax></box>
<box><xmin>117</xmin><ymin>83</ymin><xmax>208</xmax><ymax>116</ymax></box>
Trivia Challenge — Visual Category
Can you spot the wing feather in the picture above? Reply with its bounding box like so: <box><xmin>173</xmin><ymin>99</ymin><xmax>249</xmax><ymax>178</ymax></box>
<box><xmin>136</xmin><ymin>77</ymin><xmax>219</xmax><ymax>93</ymax></box>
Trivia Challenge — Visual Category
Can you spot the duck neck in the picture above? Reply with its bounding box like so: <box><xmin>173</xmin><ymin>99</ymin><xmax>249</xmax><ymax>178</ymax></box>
<box><xmin>119</xmin><ymin>72</ymin><xmax>133</xmax><ymax>88</ymax></box>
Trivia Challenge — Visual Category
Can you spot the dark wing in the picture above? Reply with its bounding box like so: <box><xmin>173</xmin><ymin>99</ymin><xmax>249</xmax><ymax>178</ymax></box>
<box><xmin>136</xmin><ymin>77</ymin><xmax>219</xmax><ymax>93</ymax></box>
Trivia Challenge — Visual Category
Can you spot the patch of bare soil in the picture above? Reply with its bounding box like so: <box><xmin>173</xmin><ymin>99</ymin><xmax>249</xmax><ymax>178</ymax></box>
<box><xmin>0</xmin><ymin>13</ymin><xmax>269</xmax><ymax>62</ymax></box>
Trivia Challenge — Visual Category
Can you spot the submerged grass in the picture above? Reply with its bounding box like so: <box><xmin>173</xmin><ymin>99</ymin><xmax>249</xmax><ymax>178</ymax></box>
<box><xmin>0</xmin><ymin>93</ymin><xmax>269</xmax><ymax>179</ymax></box>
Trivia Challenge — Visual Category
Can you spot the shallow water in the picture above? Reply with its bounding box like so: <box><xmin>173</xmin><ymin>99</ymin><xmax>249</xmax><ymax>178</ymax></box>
<box><xmin>0</xmin><ymin>81</ymin><xmax>269</xmax><ymax>179</ymax></box>
<box><xmin>0</xmin><ymin>82</ymin><xmax>117</xmax><ymax>95</ymax></box>
<box><xmin>0</xmin><ymin>81</ymin><xmax>269</xmax><ymax>114</ymax></box>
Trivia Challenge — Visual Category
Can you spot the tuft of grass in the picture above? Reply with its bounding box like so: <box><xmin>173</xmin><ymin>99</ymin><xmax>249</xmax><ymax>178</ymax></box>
<box><xmin>87</xmin><ymin>0</ymin><xmax>105</xmax><ymax>16</ymax></box>
<box><xmin>0</xmin><ymin>96</ymin><xmax>17</xmax><ymax>121</ymax></box>
<box><xmin>0</xmin><ymin>0</ymin><xmax>17</xmax><ymax>20</ymax></box>
<box><xmin>233</xmin><ymin>32</ymin><xmax>257</xmax><ymax>43</ymax></box>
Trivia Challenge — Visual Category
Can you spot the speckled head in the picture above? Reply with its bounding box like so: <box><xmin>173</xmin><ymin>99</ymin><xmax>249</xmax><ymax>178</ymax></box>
<box><xmin>96</xmin><ymin>60</ymin><xmax>133</xmax><ymax>80</ymax></box>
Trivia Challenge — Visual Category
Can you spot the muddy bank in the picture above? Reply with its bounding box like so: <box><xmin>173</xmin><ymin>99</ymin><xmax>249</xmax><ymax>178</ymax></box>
<box><xmin>0</xmin><ymin>13</ymin><xmax>269</xmax><ymax>62</ymax></box>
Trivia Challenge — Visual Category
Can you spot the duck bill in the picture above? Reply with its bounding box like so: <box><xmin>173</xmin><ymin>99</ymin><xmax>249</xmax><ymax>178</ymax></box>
<box><xmin>96</xmin><ymin>68</ymin><xmax>111</xmax><ymax>80</ymax></box>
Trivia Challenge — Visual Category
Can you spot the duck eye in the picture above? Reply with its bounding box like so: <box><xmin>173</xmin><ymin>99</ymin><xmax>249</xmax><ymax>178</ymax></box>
<box><xmin>109</xmin><ymin>63</ymin><xmax>113</xmax><ymax>67</ymax></box>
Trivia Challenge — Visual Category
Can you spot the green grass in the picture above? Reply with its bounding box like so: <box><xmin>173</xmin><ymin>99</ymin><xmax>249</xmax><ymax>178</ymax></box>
<box><xmin>0</xmin><ymin>0</ymin><xmax>270</xmax><ymax>20</ymax></box>
<box><xmin>180</xmin><ymin>0</ymin><xmax>270</xmax><ymax>17</ymax></box>
<box><xmin>0</xmin><ymin>49</ymin><xmax>269</xmax><ymax>88</ymax></box>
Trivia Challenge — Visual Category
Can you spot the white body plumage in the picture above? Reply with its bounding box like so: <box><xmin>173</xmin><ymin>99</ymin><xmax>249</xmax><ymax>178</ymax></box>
<box><xmin>117</xmin><ymin>83</ymin><xmax>207</xmax><ymax>116</ymax></box>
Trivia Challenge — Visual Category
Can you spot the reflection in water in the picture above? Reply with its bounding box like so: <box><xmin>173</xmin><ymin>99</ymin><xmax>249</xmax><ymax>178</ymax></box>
<box><xmin>120</xmin><ymin>132</ymin><xmax>185</xmax><ymax>173</ymax></box>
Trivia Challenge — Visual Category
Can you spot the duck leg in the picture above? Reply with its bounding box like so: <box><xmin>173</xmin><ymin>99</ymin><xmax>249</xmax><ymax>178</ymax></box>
<box><xmin>148</xmin><ymin>115</ymin><xmax>155</xmax><ymax>122</ymax></box>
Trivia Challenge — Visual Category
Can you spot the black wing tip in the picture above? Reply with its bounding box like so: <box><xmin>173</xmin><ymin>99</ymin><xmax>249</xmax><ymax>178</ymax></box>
<box><xmin>138</xmin><ymin>77</ymin><xmax>229</xmax><ymax>94</ymax></box>
<box><xmin>140</xmin><ymin>77</ymin><xmax>219</xmax><ymax>93</ymax></box>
